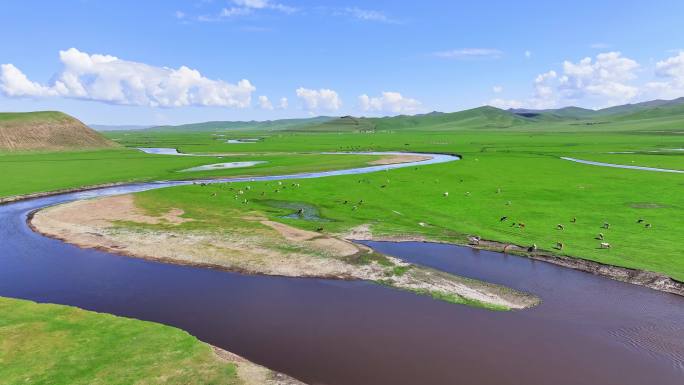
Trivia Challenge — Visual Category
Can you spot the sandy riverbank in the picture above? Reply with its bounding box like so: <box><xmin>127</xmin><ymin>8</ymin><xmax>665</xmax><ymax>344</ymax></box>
<box><xmin>29</xmin><ymin>194</ymin><xmax>538</xmax><ymax>310</ymax></box>
<box><xmin>212</xmin><ymin>346</ymin><xmax>306</xmax><ymax>385</ymax></box>
<box><xmin>368</xmin><ymin>154</ymin><xmax>432</xmax><ymax>165</ymax></box>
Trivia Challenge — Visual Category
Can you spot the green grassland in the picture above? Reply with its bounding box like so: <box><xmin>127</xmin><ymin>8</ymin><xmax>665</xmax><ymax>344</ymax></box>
<box><xmin>0</xmin><ymin>297</ymin><xmax>238</xmax><ymax>385</ymax></box>
<box><xmin>106</xmin><ymin>104</ymin><xmax>684</xmax><ymax>281</ymax></box>
<box><xmin>0</xmin><ymin>148</ymin><xmax>380</xmax><ymax>198</ymax></box>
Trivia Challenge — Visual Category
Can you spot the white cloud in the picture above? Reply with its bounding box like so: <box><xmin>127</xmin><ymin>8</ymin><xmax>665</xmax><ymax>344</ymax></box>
<box><xmin>0</xmin><ymin>64</ymin><xmax>57</xmax><ymax>97</ymax></box>
<box><xmin>531</xmin><ymin>70</ymin><xmax>559</xmax><ymax>108</ymax></box>
<box><xmin>196</xmin><ymin>0</ymin><xmax>295</xmax><ymax>22</ymax></box>
<box><xmin>358</xmin><ymin>92</ymin><xmax>421</xmax><ymax>115</ymax></box>
<box><xmin>231</xmin><ymin>0</ymin><xmax>295</xmax><ymax>13</ymax></box>
<box><xmin>515</xmin><ymin>52</ymin><xmax>640</xmax><ymax>108</ymax></box>
<box><xmin>645</xmin><ymin>51</ymin><xmax>684</xmax><ymax>99</ymax></box>
<box><xmin>233</xmin><ymin>0</ymin><xmax>269</xmax><ymax>8</ymax></box>
<box><xmin>341</xmin><ymin>7</ymin><xmax>394</xmax><ymax>23</ymax></box>
<box><xmin>492</xmin><ymin>85</ymin><xmax>503</xmax><ymax>93</ymax></box>
<box><xmin>220</xmin><ymin>7</ymin><xmax>253</xmax><ymax>17</ymax></box>
<box><xmin>278</xmin><ymin>97</ymin><xmax>288</xmax><ymax>109</ymax></box>
<box><xmin>434</xmin><ymin>48</ymin><xmax>503</xmax><ymax>59</ymax></box>
<box><xmin>258</xmin><ymin>95</ymin><xmax>273</xmax><ymax>110</ymax></box>
<box><xmin>558</xmin><ymin>52</ymin><xmax>639</xmax><ymax>104</ymax></box>
<box><xmin>488</xmin><ymin>98</ymin><xmax>523</xmax><ymax>109</ymax></box>
<box><xmin>0</xmin><ymin>48</ymin><xmax>256</xmax><ymax>108</ymax></box>
<box><xmin>524</xmin><ymin>50</ymin><xmax>532</xmax><ymax>58</ymax></box>
<box><xmin>296</xmin><ymin>87</ymin><xmax>341</xmax><ymax>111</ymax></box>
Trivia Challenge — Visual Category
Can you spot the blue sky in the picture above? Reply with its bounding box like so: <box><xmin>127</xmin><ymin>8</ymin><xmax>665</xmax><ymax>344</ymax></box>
<box><xmin>1</xmin><ymin>0</ymin><xmax>684</xmax><ymax>125</ymax></box>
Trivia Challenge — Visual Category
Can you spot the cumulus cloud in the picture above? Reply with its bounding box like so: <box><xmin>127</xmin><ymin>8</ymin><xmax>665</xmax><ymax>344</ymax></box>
<box><xmin>506</xmin><ymin>52</ymin><xmax>640</xmax><ymax>109</ymax></box>
<box><xmin>645</xmin><ymin>51</ymin><xmax>684</xmax><ymax>99</ymax></box>
<box><xmin>278</xmin><ymin>97</ymin><xmax>288</xmax><ymax>109</ymax></box>
<box><xmin>531</xmin><ymin>70</ymin><xmax>559</xmax><ymax>108</ymax></box>
<box><xmin>358</xmin><ymin>92</ymin><xmax>421</xmax><ymax>115</ymax></box>
<box><xmin>0</xmin><ymin>48</ymin><xmax>256</xmax><ymax>108</ymax></box>
<box><xmin>488</xmin><ymin>98</ymin><xmax>524</xmax><ymax>109</ymax></box>
<box><xmin>434</xmin><ymin>48</ymin><xmax>503</xmax><ymax>59</ymax></box>
<box><xmin>296</xmin><ymin>87</ymin><xmax>341</xmax><ymax>111</ymax></box>
<box><xmin>0</xmin><ymin>64</ymin><xmax>57</xmax><ymax>97</ymax></box>
<box><xmin>557</xmin><ymin>52</ymin><xmax>640</xmax><ymax>103</ymax></box>
<box><xmin>258</xmin><ymin>95</ymin><xmax>274</xmax><ymax>110</ymax></box>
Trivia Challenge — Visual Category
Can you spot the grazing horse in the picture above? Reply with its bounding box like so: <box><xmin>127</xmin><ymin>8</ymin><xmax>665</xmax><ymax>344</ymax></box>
<box><xmin>557</xmin><ymin>224</ymin><xmax>564</xmax><ymax>230</ymax></box>
<box><xmin>600</xmin><ymin>242</ymin><xmax>611</xmax><ymax>249</ymax></box>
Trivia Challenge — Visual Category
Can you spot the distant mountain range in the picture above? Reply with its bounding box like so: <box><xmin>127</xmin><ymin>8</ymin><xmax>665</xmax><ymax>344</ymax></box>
<box><xmin>509</xmin><ymin>97</ymin><xmax>684</xmax><ymax>119</ymax></box>
<box><xmin>89</xmin><ymin>124</ymin><xmax>152</xmax><ymax>131</ymax></box>
<box><xmin>123</xmin><ymin>96</ymin><xmax>684</xmax><ymax>133</ymax></box>
<box><xmin>11</xmin><ymin>97</ymin><xmax>683</xmax><ymax>145</ymax></box>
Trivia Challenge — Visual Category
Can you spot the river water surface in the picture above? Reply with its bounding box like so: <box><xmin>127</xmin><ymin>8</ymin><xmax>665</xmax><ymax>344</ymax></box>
<box><xmin>1</xmin><ymin>152</ymin><xmax>683</xmax><ymax>384</ymax></box>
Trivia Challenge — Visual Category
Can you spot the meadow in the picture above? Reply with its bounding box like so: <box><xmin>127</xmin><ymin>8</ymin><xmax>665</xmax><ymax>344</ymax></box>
<box><xmin>106</xmin><ymin>109</ymin><xmax>684</xmax><ymax>280</ymax></box>
<box><xmin>0</xmin><ymin>148</ymin><xmax>380</xmax><ymax>198</ymax></box>
<box><xmin>0</xmin><ymin>297</ymin><xmax>238</xmax><ymax>385</ymax></box>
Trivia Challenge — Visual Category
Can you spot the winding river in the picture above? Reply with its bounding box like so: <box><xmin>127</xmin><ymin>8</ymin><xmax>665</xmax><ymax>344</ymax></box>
<box><xmin>1</xmin><ymin>152</ymin><xmax>683</xmax><ymax>384</ymax></box>
<box><xmin>561</xmin><ymin>156</ymin><xmax>684</xmax><ymax>173</ymax></box>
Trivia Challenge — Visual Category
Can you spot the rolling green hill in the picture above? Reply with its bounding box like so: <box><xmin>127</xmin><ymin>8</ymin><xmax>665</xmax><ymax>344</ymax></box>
<box><xmin>125</xmin><ymin>97</ymin><xmax>684</xmax><ymax>136</ymax></box>
<box><xmin>147</xmin><ymin>116</ymin><xmax>335</xmax><ymax>132</ymax></box>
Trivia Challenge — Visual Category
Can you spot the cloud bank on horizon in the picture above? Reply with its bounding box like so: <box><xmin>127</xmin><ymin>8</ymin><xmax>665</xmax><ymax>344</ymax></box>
<box><xmin>0</xmin><ymin>48</ymin><xmax>422</xmax><ymax>116</ymax></box>
<box><xmin>2</xmin><ymin>0</ymin><xmax>684</xmax><ymax>123</ymax></box>
<box><xmin>489</xmin><ymin>51</ymin><xmax>684</xmax><ymax>110</ymax></box>
<box><xmin>3</xmin><ymin>47</ymin><xmax>684</xmax><ymax>117</ymax></box>
<box><xmin>0</xmin><ymin>48</ymin><xmax>256</xmax><ymax>109</ymax></box>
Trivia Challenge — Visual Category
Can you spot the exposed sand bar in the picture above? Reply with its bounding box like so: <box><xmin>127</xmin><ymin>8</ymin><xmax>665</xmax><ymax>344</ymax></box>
<box><xmin>30</xmin><ymin>194</ymin><xmax>538</xmax><ymax>310</ymax></box>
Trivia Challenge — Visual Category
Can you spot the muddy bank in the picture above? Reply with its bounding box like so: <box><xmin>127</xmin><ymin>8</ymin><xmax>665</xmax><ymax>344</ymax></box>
<box><xmin>471</xmin><ymin>238</ymin><xmax>684</xmax><ymax>297</ymax></box>
<box><xmin>343</xmin><ymin>224</ymin><xmax>684</xmax><ymax>297</ymax></box>
<box><xmin>28</xmin><ymin>195</ymin><xmax>537</xmax><ymax>310</ymax></box>
<box><xmin>212</xmin><ymin>346</ymin><xmax>306</xmax><ymax>385</ymax></box>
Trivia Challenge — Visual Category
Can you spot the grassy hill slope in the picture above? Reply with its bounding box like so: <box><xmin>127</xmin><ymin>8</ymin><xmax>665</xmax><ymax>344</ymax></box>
<box><xmin>0</xmin><ymin>111</ymin><xmax>116</xmax><ymax>151</ymax></box>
